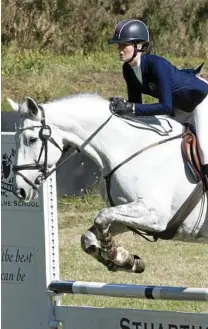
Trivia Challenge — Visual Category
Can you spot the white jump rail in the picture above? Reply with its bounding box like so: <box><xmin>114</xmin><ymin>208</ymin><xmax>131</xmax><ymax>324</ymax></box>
<box><xmin>2</xmin><ymin>133</ymin><xmax>208</xmax><ymax>329</ymax></box>
<box><xmin>48</xmin><ymin>280</ymin><xmax>208</xmax><ymax>302</ymax></box>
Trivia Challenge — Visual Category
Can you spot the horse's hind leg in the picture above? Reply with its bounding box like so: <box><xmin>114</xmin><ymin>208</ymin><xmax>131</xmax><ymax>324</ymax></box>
<box><xmin>93</xmin><ymin>200</ymin><xmax>167</xmax><ymax>273</ymax></box>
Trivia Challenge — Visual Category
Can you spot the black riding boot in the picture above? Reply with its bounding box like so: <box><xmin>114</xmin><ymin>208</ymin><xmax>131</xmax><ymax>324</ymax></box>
<box><xmin>201</xmin><ymin>164</ymin><xmax>208</xmax><ymax>189</ymax></box>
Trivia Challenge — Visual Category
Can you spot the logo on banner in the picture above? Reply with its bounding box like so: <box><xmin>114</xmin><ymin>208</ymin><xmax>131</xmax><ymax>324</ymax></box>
<box><xmin>1</xmin><ymin>149</ymin><xmax>16</xmax><ymax>197</ymax></box>
<box><xmin>1</xmin><ymin>142</ymin><xmax>42</xmax><ymax>210</ymax></box>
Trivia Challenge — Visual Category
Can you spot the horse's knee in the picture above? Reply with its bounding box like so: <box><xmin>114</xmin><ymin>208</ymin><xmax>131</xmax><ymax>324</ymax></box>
<box><xmin>81</xmin><ymin>231</ymin><xmax>99</xmax><ymax>254</ymax></box>
<box><xmin>94</xmin><ymin>208</ymin><xmax>112</xmax><ymax>232</ymax></box>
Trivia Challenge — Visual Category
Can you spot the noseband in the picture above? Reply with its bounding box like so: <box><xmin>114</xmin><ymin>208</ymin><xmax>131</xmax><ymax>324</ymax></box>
<box><xmin>13</xmin><ymin>105</ymin><xmax>63</xmax><ymax>191</ymax></box>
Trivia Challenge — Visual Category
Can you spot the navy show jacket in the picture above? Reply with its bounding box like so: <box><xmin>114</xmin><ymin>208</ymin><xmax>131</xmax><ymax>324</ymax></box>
<box><xmin>123</xmin><ymin>54</ymin><xmax>208</xmax><ymax>116</ymax></box>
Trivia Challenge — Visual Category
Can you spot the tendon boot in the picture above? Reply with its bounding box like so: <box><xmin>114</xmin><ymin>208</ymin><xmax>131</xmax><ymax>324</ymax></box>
<box><xmin>201</xmin><ymin>164</ymin><xmax>208</xmax><ymax>190</ymax></box>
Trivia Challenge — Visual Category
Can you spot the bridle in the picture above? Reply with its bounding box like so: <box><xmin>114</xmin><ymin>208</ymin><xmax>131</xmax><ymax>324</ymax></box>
<box><xmin>13</xmin><ymin>105</ymin><xmax>113</xmax><ymax>192</ymax></box>
<box><xmin>13</xmin><ymin>105</ymin><xmax>63</xmax><ymax>192</ymax></box>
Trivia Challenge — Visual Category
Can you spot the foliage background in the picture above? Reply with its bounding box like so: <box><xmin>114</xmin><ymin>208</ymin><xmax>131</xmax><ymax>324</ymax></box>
<box><xmin>2</xmin><ymin>0</ymin><xmax>208</xmax><ymax>110</ymax></box>
<box><xmin>2</xmin><ymin>0</ymin><xmax>208</xmax><ymax>57</ymax></box>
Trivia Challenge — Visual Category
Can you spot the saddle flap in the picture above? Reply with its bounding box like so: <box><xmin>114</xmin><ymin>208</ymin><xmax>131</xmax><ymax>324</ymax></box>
<box><xmin>123</xmin><ymin>115</ymin><xmax>173</xmax><ymax>136</ymax></box>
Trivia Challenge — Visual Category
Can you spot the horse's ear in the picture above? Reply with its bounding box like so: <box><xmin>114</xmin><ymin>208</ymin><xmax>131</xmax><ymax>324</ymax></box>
<box><xmin>21</xmin><ymin>97</ymin><xmax>42</xmax><ymax>120</ymax></box>
<box><xmin>7</xmin><ymin>98</ymin><xmax>20</xmax><ymax>112</ymax></box>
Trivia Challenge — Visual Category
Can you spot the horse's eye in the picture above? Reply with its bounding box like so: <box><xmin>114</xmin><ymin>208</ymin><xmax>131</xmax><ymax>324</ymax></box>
<box><xmin>29</xmin><ymin>137</ymin><xmax>38</xmax><ymax>145</ymax></box>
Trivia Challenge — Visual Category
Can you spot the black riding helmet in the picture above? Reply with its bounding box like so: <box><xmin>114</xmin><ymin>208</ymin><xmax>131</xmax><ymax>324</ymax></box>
<box><xmin>108</xmin><ymin>19</ymin><xmax>149</xmax><ymax>45</ymax></box>
<box><xmin>108</xmin><ymin>19</ymin><xmax>149</xmax><ymax>62</ymax></box>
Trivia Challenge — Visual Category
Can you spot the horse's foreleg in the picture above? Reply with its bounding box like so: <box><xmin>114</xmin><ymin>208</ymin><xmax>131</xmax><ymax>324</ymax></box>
<box><xmin>81</xmin><ymin>226</ymin><xmax>115</xmax><ymax>269</ymax></box>
<box><xmin>81</xmin><ymin>225</ymin><xmax>143</xmax><ymax>272</ymax></box>
<box><xmin>93</xmin><ymin>199</ymin><xmax>167</xmax><ymax>273</ymax></box>
<box><xmin>93</xmin><ymin>210</ymin><xmax>144</xmax><ymax>273</ymax></box>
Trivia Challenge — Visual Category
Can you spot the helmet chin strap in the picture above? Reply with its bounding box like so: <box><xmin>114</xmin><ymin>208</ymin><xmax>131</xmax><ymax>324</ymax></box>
<box><xmin>127</xmin><ymin>43</ymin><xmax>143</xmax><ymax>64</ymax></box>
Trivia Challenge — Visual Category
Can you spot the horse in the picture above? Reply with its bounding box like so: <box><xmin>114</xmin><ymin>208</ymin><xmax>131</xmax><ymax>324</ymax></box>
<box><xmin>8</xmin><ymin>93</ymin><xmax>208</xmax><ymax>274</ymax></box>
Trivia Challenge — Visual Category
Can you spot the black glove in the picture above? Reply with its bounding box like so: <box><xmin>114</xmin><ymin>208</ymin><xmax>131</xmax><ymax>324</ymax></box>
<box><xmin>109</xmin><ymin>97</ymin><xmax>134</xmax><ymax>115</ymax></box>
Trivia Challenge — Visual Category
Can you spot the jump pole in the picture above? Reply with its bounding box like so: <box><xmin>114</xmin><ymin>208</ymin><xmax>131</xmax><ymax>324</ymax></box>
<box><xmin>2</xmin><ymin>133</ymin><xmax>208</xmax><ymax>329</ymax></box>
<box><xmin>48</xmin><ymin>280</ymin><xmax>208</xmax><ymax>302</ymax></box>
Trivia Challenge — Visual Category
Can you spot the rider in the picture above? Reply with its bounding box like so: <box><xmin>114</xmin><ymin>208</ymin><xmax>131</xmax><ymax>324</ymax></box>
<box><xmin>108</xmin><ymin>19</ymin><xmax>208</xmax><ymax>187</ymax></box>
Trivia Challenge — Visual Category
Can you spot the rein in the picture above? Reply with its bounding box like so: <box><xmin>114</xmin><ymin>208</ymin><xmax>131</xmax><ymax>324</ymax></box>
<box><xmin>13</xmin><ymin>106</ymin><xmax>113</xmax><ymax>191</ymax></box>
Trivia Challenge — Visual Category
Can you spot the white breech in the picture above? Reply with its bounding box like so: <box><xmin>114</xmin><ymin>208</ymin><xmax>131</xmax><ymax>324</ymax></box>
<box><xmin>194</xmin><ymin>93</ymin><xmax>208</xmax><ymax>165</ymax></box>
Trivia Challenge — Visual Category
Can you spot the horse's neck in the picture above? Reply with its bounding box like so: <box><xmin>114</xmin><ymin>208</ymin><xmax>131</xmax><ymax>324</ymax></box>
<box><xmin>44</xmin><ymin>100</ymin><xmax>183</xmax><ymax>171</ymax></box>
<box><xmin>47</xmin><ymin>110</ymin><xmax>138</xmax><ymax>169</ymax></box>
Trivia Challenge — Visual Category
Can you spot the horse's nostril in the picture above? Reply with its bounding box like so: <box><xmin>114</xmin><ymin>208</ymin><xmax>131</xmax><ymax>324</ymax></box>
<box><xmin>12</xmin><ymin>187</ymin><xmax>26</xmax><ymax>200</ymax></box>
<box><xmin>19</xmin><ymin>188</ymin><xmax>26</xmax><ymax>199</ymax></box>
<box><xmin>14</xmin><ymin>188</ymin><xmax>26</xmax><ymax>200</ymax></box>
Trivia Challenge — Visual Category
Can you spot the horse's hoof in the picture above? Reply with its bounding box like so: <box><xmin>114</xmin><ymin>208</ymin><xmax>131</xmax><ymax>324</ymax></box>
<box><xmin>132</xmin><ymin>255</ymin><xmax>145</xmax><ymax>273</ymax></box>
<box><xmin>106</xmin><ymin>256</ymin><xmax>145</xmax><ymax>274</ymax></box>
<box><xmin>107</xmin><ymin>262</ymin><xmax>118</xmax><ymax>272</ymax></box>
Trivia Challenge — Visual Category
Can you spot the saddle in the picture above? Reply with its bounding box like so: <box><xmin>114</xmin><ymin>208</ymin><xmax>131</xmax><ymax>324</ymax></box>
<box><xmin>181</xmin><ymin>124</ymin><xmax>202</xmax><ymax>182</ymax></box>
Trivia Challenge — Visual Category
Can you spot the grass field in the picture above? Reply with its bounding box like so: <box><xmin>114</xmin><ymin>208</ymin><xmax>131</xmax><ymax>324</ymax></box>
<box><xmin>2</xmin><ymin>50</ymin><xmax>208</xmax><ymax>111</ymax></box>
<box><xmin>2</xmin><ymin>49</ymin><xmax>208</xmax><ymax>314</ymax></box>
<box><xmin>57</xmin><ymin>193</ymin><xmax>208</xmax><ymax>314</ymax></box>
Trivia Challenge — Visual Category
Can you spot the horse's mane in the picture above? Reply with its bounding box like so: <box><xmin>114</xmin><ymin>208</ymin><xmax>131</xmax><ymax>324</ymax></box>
<box><xmin>40</xmin><ymin>93</ymin><xmax>183</xmax><ymax>136</ymax></box>
<box><xmin>45</xmin><ymin>93</ymin><xmax>104</xmax><ymax>105</ymax></box>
